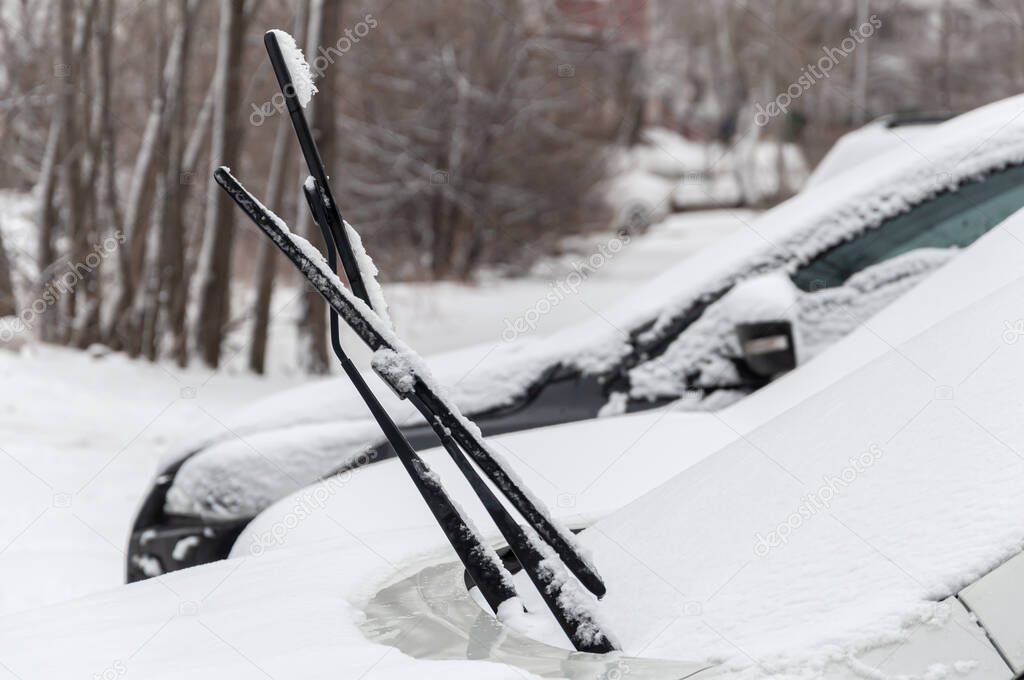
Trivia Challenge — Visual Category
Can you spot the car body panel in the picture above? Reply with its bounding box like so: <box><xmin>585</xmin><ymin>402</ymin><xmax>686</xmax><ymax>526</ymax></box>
<box><xmin>959</xmin><ymin>550</ymin><xmax>1024</xmax><ymax>672</ymax></box>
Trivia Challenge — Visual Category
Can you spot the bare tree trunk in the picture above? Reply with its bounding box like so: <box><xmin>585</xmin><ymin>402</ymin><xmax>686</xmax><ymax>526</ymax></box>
<box><xmin>60</xmin><ymin>0</ymin><xmax>99</xmax><ymax>343</ymax></box>
<box><xmin>109</xmin><ymin>3</ymin><xmax>196</xmax><ymax>356</ymax></box>
<box><xmin>33</xmin><ymin>0</ymin><xmax>87</xmax><ymax>343</ymax></box>
<box><xmin>293</xmin><ymin>0</ymin><xmax>332</xmax><ymax>374</ymax></box>
<box><xmin>939</xmin><ymin>0</ymin><xmax>952</xmax><ymax>110</ymax></box>
<box><xmin>248</xmin><ymin>0</ymin><xmax>307</xmax><ymax>374</ymax></box>
<box><xmin>163</xmin><ymin>0</ymin><xmax>192</xmax><ymax>367</ymax></box>
<box><xmin>0</xmin><ymin>228</ymin><xmax>16</xmax><ymax>317</ymax></box>
<box><xmin>75</xmin><ymin>0</ymin><xmax>113</xmax><ymax>349</ymax></box>
<box><xmin>194</xmin><ymin>0</ymin><xmax>246</xmax><ymax>368</ymax></box>
<box><xmin>35</xmin><ymin>116</ymin><xmax>62</xmax><ymax>342</ymax></box>
<box><xmin>129</xmin><ymin>0</ymin><xmax>194</xmax><ymax>361</ymax></box>
<box><xmin>249</xmin><ymin>110</ymin><xmax>293</xmax><ymax>374</ymax></box>
<box><xmin>852</xmin><ymin>0</ymin><xmax>870</xmax><ymax>125</ymax></box>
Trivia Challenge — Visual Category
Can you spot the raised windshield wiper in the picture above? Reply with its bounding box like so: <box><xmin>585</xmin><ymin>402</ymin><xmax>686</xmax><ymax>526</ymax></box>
<box><xmin>210</xmin><ymin>29</ymin><xmax>617</xmax><ymax>654</ymax></box>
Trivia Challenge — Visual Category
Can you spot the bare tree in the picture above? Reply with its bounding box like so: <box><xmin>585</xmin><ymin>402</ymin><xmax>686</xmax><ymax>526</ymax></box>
<box><xmin>335</xmin><ymin>0</ymin><xmax>613</xmax><ymax>279</ymax></box>
<box><xmin>248</xmin><ymin>1</ymin><xmax>309</xmax><ymax>375</ymax></box>
<box><xmin>73</xmin><ymin>0</ymin><xmax>115</xmax><ymax>348</ymax></box>
<box><xmin>35</xmin><ymin>114</ymin><xmax>62</xmax><ymax>342</ymax></box>
<box><xmin>292</xmin><ymin>0</ymin><xmax>333</xmax><ymax>374</ymax></box>
<box><xmin>194</xmin><ymin>0</ymin><xmax>247</xmax><ymax>367</ymax></box>
<box><xmin>0</xmin><ymin>229</ymin><xmax>15</xmax><ymax>317</ymax></box>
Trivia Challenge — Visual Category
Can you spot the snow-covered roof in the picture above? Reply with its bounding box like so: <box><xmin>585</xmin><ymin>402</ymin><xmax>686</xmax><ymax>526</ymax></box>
<box><xmin>804</xmin><ymin>117</ymin><xmax>943</xmax><ymax>188</ymax></box>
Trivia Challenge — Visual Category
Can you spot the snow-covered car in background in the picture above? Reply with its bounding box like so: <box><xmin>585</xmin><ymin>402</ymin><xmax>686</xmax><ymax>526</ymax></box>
<box><xmin>16</xmin><ymin>205</ymin><xmax>1024</xmax><ymax>679</ymax></box>
<box><xmin>128</xmin><ymin>93</ymin><xmax>1024</xmax><ymax>582</ymax></box>
<box><xmin>804</xmin><ymin>111</ymin><xmax>953</xmax><ymax>187</ymax></box>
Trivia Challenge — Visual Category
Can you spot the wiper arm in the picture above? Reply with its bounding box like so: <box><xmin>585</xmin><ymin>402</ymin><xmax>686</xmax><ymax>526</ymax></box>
<box><xmin>265</xmin><ymin>29</ymin><xmax>605</xmax><ymax>601</ymax></box>
<box><xmin>300</xmin><ymin>178</ymin><xmax>616</xmax><ymax>652</ymax></box>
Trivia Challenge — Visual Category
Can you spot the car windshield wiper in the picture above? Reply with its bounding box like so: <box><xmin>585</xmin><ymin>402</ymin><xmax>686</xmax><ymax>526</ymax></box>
<box><xmin>210</xmin><ymin>30</ymin><xmax>617</xmax><ymax>654</ymax></box>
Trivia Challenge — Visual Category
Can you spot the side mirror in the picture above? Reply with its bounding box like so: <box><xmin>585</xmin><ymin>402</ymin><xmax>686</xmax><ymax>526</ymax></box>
<box><xmin>735</xmin><ymin>320</ymin><xmax>797</xmax><ymax>378</ymax></box>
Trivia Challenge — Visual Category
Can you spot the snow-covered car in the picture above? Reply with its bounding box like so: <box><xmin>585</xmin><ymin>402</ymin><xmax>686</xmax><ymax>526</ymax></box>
<box><xmin>128</xmin><ymin>93</ymin><xmax>1024</xmax><ymax>582</ymax></box>
<box><xmin>804</xmin><ymin>111</ymin><xmax>953</xmax><ymax>187</ymax></box>
<box><xmin>16</xmin><ymin>207</ymin><xmax>1024</xmax><ymax>678</ymax></box>
<box><xmin>236</xmin><ymin>206</ymin><xmax>1024</xmax><ymax>675</ymax></box>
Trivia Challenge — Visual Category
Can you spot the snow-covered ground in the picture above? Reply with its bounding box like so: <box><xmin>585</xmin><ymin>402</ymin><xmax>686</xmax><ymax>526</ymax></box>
<box><xmin>0</xmin><ymin>205</ymin><xmax>747</xmax><ymax>617</ymax></box>
<box><xmin>0</xmin><ymin>347</ymin><xmax>299</xmax><ymax>616</ymax></box>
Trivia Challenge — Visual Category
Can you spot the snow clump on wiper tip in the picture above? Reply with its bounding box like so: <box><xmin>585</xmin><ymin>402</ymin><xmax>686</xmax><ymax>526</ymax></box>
<box><xmin>268</xmin><ymin>29</ymin><xmax>317</xmax><ymax>107</ymax></box>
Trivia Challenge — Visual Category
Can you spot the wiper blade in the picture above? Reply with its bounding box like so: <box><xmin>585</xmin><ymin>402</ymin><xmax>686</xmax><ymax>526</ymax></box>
<box><xmin>217</xmin><ymin>167</ymin><xmax>615</xmax><ymax>652</ymax></box>
<box><xmin>213</xmin><ymin>29</ymin><xmax>617</xmax><ymax>653</ymax></box>
<box><xmin>264</xmin><ymin>29</ymin><xmax>604</xmax><ymax>599</ymax></box>
<box><xmin>302</xmin><ymin>177</ymin><xmax>616</xmax><ymax>652</ymax></box>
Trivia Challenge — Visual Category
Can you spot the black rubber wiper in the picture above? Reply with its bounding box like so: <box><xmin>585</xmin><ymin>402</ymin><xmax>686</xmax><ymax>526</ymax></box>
<box><xmin>263</xmin><ymin>30</ymin><xmax>604</xmax><ymax>594</ymax></box>
<box><xmin>211</xmin><ymin>31</ymin><xmax>618</xmax><ymax>654</ymax></box>
<box><xmin>301</xmin><ymin>179</ymin><xmax>616</xmax><ymax>652</ymax></box>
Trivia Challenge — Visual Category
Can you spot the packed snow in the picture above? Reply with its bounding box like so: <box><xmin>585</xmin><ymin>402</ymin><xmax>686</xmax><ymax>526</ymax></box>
<box><xmin>268</xmin><ymin>29</ymin><xmax>317</xmax><ymax>107</ymax></box>
<box><xmin>344</xmin><ymin>221</ymin><xmax>393</xmax><ymax>328</ymax></box>
<box><xmin>0</xmin><ymin>345</ymin><xmax>298</xmax><ymax>616</ymax></box>
<box><xmin>0</xmin><ymin>525</ymin><xmax>544</xmax><ymax>680</ymax></box>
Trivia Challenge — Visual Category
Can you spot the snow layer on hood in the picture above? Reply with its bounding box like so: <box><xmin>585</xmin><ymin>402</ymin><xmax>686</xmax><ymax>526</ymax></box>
<box><xmin>0</xmin><ymin>525</ymin><xmax>546</xmax><ymax>680</ymax></box>
<box><xmin>165</xmin><ymin>420</ymin><xmax>383</xmax><ymax>518</ymax></box>
<box><xmin>164</xmin><ymin>340</ymin><xmax>556</xmax><ymax>518</ymax></box>
<box><xmin>268</xmin><ymin>29</ymin><xmax>317</xmax><ymax>107</ymax></box>
<box><xmin>573</xmin><ymin>247</ymin><xmax>1024</xmax><ymax>669</ymax></box>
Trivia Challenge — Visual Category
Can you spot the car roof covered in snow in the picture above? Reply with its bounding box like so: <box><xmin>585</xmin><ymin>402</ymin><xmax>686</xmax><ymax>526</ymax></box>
<box><xmin>803</xmin><ymin>113</ymin><xmax>951</xmax><ymax>188</ymax></box>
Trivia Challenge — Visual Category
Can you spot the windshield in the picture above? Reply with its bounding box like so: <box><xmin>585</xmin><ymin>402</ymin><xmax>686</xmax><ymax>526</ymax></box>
<box><xmin>792</xmin><ymin>163</ymin><xmax>1024</xmax><ymax>291</ymax></box>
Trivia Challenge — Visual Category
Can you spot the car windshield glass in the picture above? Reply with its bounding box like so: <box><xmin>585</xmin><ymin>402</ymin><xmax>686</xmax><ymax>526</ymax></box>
<box><xmin>792</xmin><ymin>163</ymin><xmax>1024</xmax><ymax>291</ymax></box>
